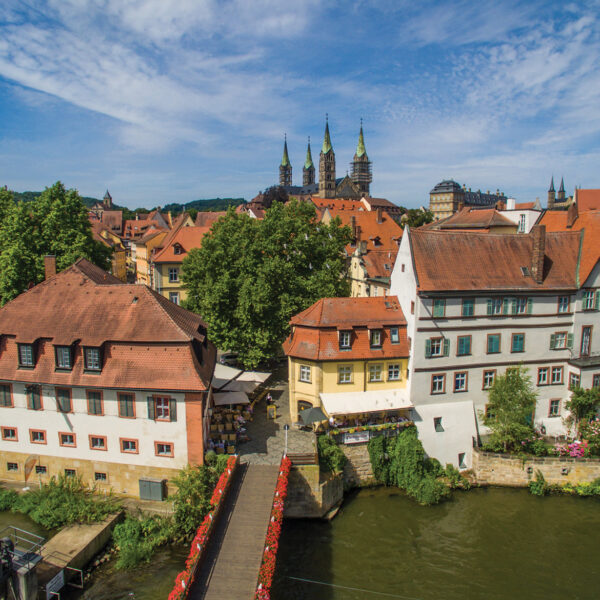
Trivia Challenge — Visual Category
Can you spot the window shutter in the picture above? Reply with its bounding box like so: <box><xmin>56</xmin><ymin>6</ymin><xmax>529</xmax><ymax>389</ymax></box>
<box><xmin>425</xmin><ymin>339</ymin><xmax>431</xmax><ymax>358</ymax></box>
<box><xmin>443</xmin><ymin>338</ymin><xmax>450</xmax><ymax>357</ymax></box>
<box><xmin>487</xmin><ymin>299</ymin><xmax>493</xmax><ymax>315</ymax></box>
<box><xmin>169</xmin><ymin>398</ymin><xmax>177</xmax><ymax>422</ymax></box>
<box><xmin>596</xmin><ymin>291</ymin><xmax>600</xmax><ymax>310</ymax></box>
<box><xmin>511</xmin><ymin>298</ymin><xmax>517</xmax><ymax>314</ymax></box>
<box><xmin>147</xmin><ymin>396</ymin><xmax>155</xmax><ymax>420</ymax></box>
<box><xmin>527</xmin><ymin>298</ymin><xmax>533</xmax><ymax>314</ymax></box>
<box><xmin>549</xmin><ymin>334</ymin><xmax>556</xmax><ymax>350</ymax></box>
<box><xmin>503</xmin><ymin>298</ymin><xmax>509</xmax><ymax>315</ymax></box>
<box><xmin>567</xmin><ymin>333</ymin><xmax>574</xmax><ymax>349</ymax></box>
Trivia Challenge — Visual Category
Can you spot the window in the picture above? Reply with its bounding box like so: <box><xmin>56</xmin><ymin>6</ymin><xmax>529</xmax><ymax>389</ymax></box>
<box><xmin>458</xmin><ymin>453</ymin><xmax>467</xmax><ymax>469</ymax></box>
<box><xmin>369</xmin><ymin>364</ymin><xmax>383</xmax><ymax>382</ymax></box>
<box><xmin>118</xmin><ymin>393</ymin><xmax>135</xmax><ymax>418</ymax></box>
<box><xmin>35</xmin><ymin>465</ymin><xmax>47</xmax><ymax>475</ymax></box>
<box><xmin>549</xmin><ymin>399</ymin><xmax>561</xmax><ymax>418</ymax></box>
<box><xmin>0</xmin><ymin>384</ymin><xmax>13</xmax><ymax>407</ymax></box>
<box><xmin>94</xmin><ymin>472</ymin><xmax>107</xmax><ymax>482</ymax></box>
<box><xmin>55</xmin><ymin>346</ymin><xmax>72</xmax><ymax>369</ymax></box>
<box><xmin>388</xmin><ymin>363</ymin><xmax>401</xmax><ymax>381</ymax></box>
<box><xmin>1</xmin><ymin>427</ymin><xmax>17</xmax><ymax>441</ymax></box>
<box><xmin>432</xmin><ymin>299</ymin><xmax>446</xmax><ymax>318</ymax></box>
<box><xmin>538</xmin><ymin>367</ymin><xmax>549</xmax><ymax>385</ymax></box>
<box><xmin>514</xmin><ymin>297</ymin><xmax>528</xmax><ymax>314</ymax></box>
<box><xmin>390</xmin><ymin>328</ymin><xmax>399</xmax><ymax>344</ymax></box>
<box><xmin>431</xmin><ymin>374</ymin><xmax>445</xmax><ymax>394</ymax></box>
<box><xmin>18</xmin><ymin>344</ymin><xmax>34</xmax><ymax>367</ymax></box>
<box><xmin>120</xmin><ymin>438</ymin><xmax>138</xmax><ymax>453</ymax></box>
<box><xmin>550</xmin><ymin>332</ymin><xmax>570</xmax><ymax>350</ymax></box>
<box><xmin>487</xmin><ymin>334</ymin><xmax>501</xmax><ymax>354</ymax></box>
<box><xmin>7</xmin><ymin>462</ymin><xmax>18</xmax><ymax>472</ymax></box>
<box><xmin>30</xmin><ymin>429</ymin><xmax>46</xmax><ymax>444</ymax></box>
<box><xmin>581</xmin><ymin>326</ymin><xmax>592</xmax><ymax>357</ymax></box>
<box><xmin>338</xmin><ymin>365</ymin><xmax>352</xmax><ymax>384</ymax></box>
<box><xmin>84</xmin><ymin>347</ymin><xmax>101</xmax><ymax>371</ymax></box>
<box><xmin>583</xmin><ymin>290</ymin><xmax>596</xmax><ymax>310</ymax></box>
<box><xmin>169</xmin><ymin>292</ymin><xmax>180</xmax><ymax>305</ymax></box>
<box><xmin>339</xmin><ymin>331</ymin><xmax>351</xmax><ymax>349</ymax></box>
<box><xmin>87</xmin><ymin>390</ymin><xmax>103</xmax><ymax>415</ymax></box>
<box><xmin>462</xmin><ymin>299</ymin><xmax>474</xmax><ymax>317</ymax></box>
<box><xmin>89</xmin><ymin>435</ymin><xmax>107</xmax><ymax>450</ymax></box>
<box><xmin>569</xmin><ymin>373</ymin><xmax>580</xmax><ymax>390</ymax></box>
<box><xmin>425</xmin><ymin>337</ymin><xmax>449</xmax><ymax>358</ymax></box>
<box><xmin>511</xmin><ymin>333</ymin><xmax>525</xmax><ymax>353</ymax></box>
<box><xmin>64</xmin><ymin>469</ymin><xmax>76</xmax><ymax>477</ymax></box>
<box><xmin>457</xmin><ymin>336</ymin><xmax>471</xmax><ymax>356</ymax></box>
<box><xmin>370</xmin><ymin>329</ymin><xmax>382</xmax><ymax>347</ymax></box>
<box><xmin>173</xmin><ymin>244</ymin><xmax>182</xmax><ymax>255</ymax></box>
<box><xmin>551</xmin><ymin>366</ymin><xmax>563</xmax><ymax>384</ymax></box>
<box><xmin>155</xmin><ymin>442</ymin><xmax>174</xmax><ymax>457</ymax></box>
<box><xmin>434</xmin><ymin>417</ymin><xmax>444</xmax><ymax>432</ymax></box>
<box><xmin>299</xmin><ymin>365</ymin><xmax>311</xmax><ymax>383</ymax></box>
<box><xmin>26</xmin><ymin>385</ymin><xmax>42</xmax><ymax>410</ymax></box>
<box><xmin>483</xmin><ymin>370</ymin><xmax>496</xmax><ymax>390</ymax></box>
<box><xmin>168</xmin><ymin>267</ymin><xmax>179</xmax><ymax>282</ymax></box>
<box><xmin>558</xmin><ymin>296</ymin><xmax>570</xmax><ymax>313</ymax></box>
<box><xmin>487</xmin><ymin>298</ymin><xmax>503</xmax><ymax>315</ymax></box>
<box><xmin>518</xmin><ymin>214</ymin><xmax>526</xmax><ymax>233</ymax></box>
<box><xmin>454</xmin><ymin>372</ymin><xmax>468</xmax><ymax>392</ymax></box>
<box><xmin>410</xmin><ymin>301</ymin><xmax>415</xmax><ymax>315</ymax></box>
<box><xmin>59</xmin><ymin>432</ymin><xmax>76</xmax><ymax>447</ymax></box>
<box><xmin>56</xmin><ymin>388</ymin><xmax>72</xmax><ymax>413</ymax></box>
<box><xmin>593</xmin><ymin>374</ymin><xmax>600</xmax><ymax>388</ymax></box>
<box><xmin>155</xmin><ymin>397</ymin><xmax>170</xmax><ymax>420</ymax></box>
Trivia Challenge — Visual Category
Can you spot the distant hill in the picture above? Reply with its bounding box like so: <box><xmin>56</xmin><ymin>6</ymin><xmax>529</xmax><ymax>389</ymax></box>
<box><xmin>162</xmin><ymin>198</ymin><xmax>245</xmax><ymax>213</ymax></box>
<box><xmin>13</xmin><ymin>191</ymin><xmax>99</xmax><ymax>207</ymax></box>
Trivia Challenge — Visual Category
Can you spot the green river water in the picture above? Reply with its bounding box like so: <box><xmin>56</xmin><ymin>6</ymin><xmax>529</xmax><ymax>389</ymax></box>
<box><xmin>3</xmin><ymin>487</ymin><xmax>600</xmax><ymax>599</ymax></box>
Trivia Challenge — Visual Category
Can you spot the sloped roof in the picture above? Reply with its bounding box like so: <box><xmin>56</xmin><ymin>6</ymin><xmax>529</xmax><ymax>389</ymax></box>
<box><xmin>123</xmin><ymin>218</ymin><xmax>157</xmax><ymax>239</ymax></box>
<box><xmin>312</xmin><ymin>197</ymin><xmax>364</xmax><ymax>211</ymax></box>
<box><xmin>152</xmin><ymin>226</ymin><xmax>211</xmax><ymax>263</ymax></box>
<box><xmin>576</xmin><ymin>189</ymin><xmax>600</xmax><ymax>212</ymax></box>
<box><xmin>436</xmin><ymin>207</ymin><xmax>517</xmax><ymax>230</ymax></box>
<box><xmin>195</xmin><ymin>211</ymin><xmax>227</xmax><ymax>227</ymax></box>
<box><xmin>91</xmin><ymin>222</ymin><xmax>125</xmax><ymax>250</ymax></box>
<box><xmin>410</xmin><ymin>229</ymin><xmax>580</xmax><ymax>292</ymax></box>
<box><xmin>361</xmin><ymin>197</ymin><xmax>401</xmax><ymax>210</ymax></box>
<box><xmin>101</xmin><ymin>210</ymin><xmax>122</xmax><ymax>231</ymax></box>
<box><xmin>361</xmin><ymin>250</ymin><xmax>396</xmax><ymax>281</ymax></box>
<box><xmin>515</xmin><ymin>202</ymin><xmax>536</xmax><ymax>210</ymax></box>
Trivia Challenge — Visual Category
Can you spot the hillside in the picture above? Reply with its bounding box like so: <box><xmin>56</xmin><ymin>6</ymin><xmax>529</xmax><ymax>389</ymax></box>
<box><xmin>13</xmin><ymin>191</ymin><xmax>99</xmax><ymax>207</ymax></box>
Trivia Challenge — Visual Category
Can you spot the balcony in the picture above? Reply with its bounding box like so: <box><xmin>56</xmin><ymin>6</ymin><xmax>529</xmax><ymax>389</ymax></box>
<box><xmin>569</xmin><ymin>352</ymin><xmax>600</xmax><ymax>368</ymax></box>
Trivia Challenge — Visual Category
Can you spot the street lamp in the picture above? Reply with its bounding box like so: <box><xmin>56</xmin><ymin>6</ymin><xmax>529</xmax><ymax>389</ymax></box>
<box><xmin>284</xmin><ymin>424</ymin><xmax>289</xmax><ymax>457</ymax></box>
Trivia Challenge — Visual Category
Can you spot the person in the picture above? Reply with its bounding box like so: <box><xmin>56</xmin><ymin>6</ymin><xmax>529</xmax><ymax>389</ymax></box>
<box><xmin>266</xmin><ymin>393</ymin><xmax>273</xmax><ymax>404</ymax></box>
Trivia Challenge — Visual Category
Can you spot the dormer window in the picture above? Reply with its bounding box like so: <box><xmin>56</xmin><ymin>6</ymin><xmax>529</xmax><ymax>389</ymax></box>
<box><xmin>390</xmin><ymin>328</ymin><xmax>399</xmax><ymax>344</ymax></box>
<box><xmin>18</xmin><ymin>344</ymin><xmax>35</xmax><ymax>368</ymax></box>
<box><xmin>55</xmin><ymin>346</ymin><xmax>72</xmax><ymax>370</ymax></box>
<box><xmin>84</xmin><ymin>347</ymin><xmax>101</xmax><ymax>371</ymax></box>
<box><xmin>173</xmin><ymin>243</ymin><xmax>183</xmax><ymax>255</ymax></box>
<box><xmin>370</xmin><ymin>329</ymin><xmax>382</xmax><ymax>348</ymax></box>
<box><xmin>339</xmin><ymin>331</ymin><xmax>352</xmax><ymax>350</ymax></box>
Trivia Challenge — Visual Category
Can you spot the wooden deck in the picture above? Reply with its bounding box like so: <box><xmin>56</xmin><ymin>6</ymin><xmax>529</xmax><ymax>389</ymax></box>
<box><xmin>189</xmin><ymin>463</ymin><xmax>280</xmax><ymax>600</ymax></box>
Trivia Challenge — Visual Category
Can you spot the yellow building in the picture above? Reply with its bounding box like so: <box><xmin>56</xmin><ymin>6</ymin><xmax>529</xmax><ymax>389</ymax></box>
<box><xmin>135</xmin><ymin>228</ymin><xmax>168</xmax><ymax>287</ymax></box>
<box><xmin>283</xmin><ymin>296</ymin><xmax>410</xmax><ymax>426</ymax></box>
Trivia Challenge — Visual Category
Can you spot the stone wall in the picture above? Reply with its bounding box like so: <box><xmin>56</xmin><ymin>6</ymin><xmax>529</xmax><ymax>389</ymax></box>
<box><xmin>340</xmin><ymin>442</ymin><xmax>376</xmax><ymax>488</ymax></box>
<box><xmin>285</xmin><ymin>464</ymin><xmax>343</xmax><ymax>518</ymax></box>
<box><xmin>473</xmin><ymin>448</ymin><xmax>600</xmax><ymax>486</ymax></box>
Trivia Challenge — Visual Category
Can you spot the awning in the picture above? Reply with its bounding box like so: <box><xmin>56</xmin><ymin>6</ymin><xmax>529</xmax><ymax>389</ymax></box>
<box><xmin>211</xmin><ymin>364</ymin><xmax>271</xmax><ymax>392</ymax></box>
<box><xmin>213</xmin><ymin>391</ymin><xmax>250</xmax><ymax>406</ymax></box>
<box><xmin>319</xmin><ymin>389</ymin><xmax>413</xmax><ymax>416</ymax></box>
<box><xmin>222</xmin><ymin>380</ymin><xmax>261</xmax><ymax>394</ymax></box>
<box><xmin>212</xmin><ymin>363</ymin><xmax>242</xmax><ymax>389</ymax></box>
<box><xmin>237</xmin><ymin>371</ymin><xmax>271</xmax><ymax>383</ymax></box>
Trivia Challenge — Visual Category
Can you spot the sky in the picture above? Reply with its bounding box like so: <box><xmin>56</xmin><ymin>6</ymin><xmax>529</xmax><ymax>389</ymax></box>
<box><xmin>0</xmin><ymin>1</ymin><xmax>599</xmax><ymax>209</ymax></box>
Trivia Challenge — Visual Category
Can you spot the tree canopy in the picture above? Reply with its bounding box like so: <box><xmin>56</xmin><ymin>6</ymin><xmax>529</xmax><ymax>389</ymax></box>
<box><xmin>481</xmin><ymin>367</ymin><xmax>538</xmax><ymax>452</ymax></box>
<box><xmin>182</xmin><ymin>199</ymin><xmax>352</xmax><ymax>368</ymax></box>
<box><xmin>401</xmin><ymin>208</ymin><xmax>434</xmax><ymax>229</ymax></box>
<box><xmin>0</xmin><ymin>182</ymin><xmax>113</xmax><ymax>305</ymax></box>
<box><xmin>566</xmin><ymin>387</ymin><xmax>600</xmax><ymax>430</ymax></box>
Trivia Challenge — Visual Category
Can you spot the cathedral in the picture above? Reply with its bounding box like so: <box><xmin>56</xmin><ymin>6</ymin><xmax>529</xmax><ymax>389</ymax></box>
<box><xmin>277</xmin><ymin>118</ymin><xmax>373</xmax><ymax>199</ymax></box>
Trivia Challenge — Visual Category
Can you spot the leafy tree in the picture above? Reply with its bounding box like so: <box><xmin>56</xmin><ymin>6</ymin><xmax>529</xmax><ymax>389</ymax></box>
<box><xmin>262</xmin><ymin>185</ymin><xmax>289</xmax><ymax>209</ymax></box>
<box><xmin>481</xmin><ymin>367</ymin><xmax>538</xmax><ymax>453</ymax></box>
<box><xmin>182</xmin><ymin>199</ymin><xmax>352</xmax><ymax>368</ymax></box>
<box><xmin>401</xmin><ymin>208</ymin><xmax>434</xmax><ymax>229</ymax></box>
<box><xmin>0</xmin><ymin>182</ymin><xmax>112</xmax><ymax>304</ymax></box>
<box><xmin>566</xmin><ymin>387</ymin><xmax>600</xmax><ymax>431</ymax></box>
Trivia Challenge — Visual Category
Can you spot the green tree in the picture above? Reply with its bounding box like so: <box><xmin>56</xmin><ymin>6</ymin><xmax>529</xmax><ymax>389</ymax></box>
<box><xmin>0</xmin><ymin>182</ymin><xmax>112</xmax><ymax>304</ymax></box>
<box><xmin>481</xmin><ymin>367</ymin><xmax>538</xmax><ymax>453</ymax></box>
<box><xmin>566</xmin><ymin>387</ymin><xmax>600</xmax><ymax>432</ymax></box>
<box><xmin>402</xmin><ymin>208</ymin><xmax>434</xmax><ymax>229</ymax></box>
<box><xmin>182</xmin><ymin>199</ymin><xmax>352</xmax><ymax>368</ymax></box>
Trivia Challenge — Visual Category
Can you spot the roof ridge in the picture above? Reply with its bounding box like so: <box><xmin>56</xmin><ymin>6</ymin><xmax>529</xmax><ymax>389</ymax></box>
<box><xmin>143</xmin><ymin>285</ymin><xmax>202</xmax><ymax>340</ymax></box>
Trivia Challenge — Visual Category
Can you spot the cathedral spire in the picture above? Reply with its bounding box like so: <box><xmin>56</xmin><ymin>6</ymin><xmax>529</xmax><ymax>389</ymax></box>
<box><xmin>557</xmin><ymin>176</ymin><xmax>566</xmax><ymax>201</ymax></box>
<box><xmin>548</xmin><ymin>176</ymin><xmax>555</xmax><ymax>192</ymax></box>
<box><xmin>319</xmin><ymin>115</ymin><xmax>336</xmax><ymax>198</ymax></box>
<box><xmin>547</xmin><ymin>175</ymin><xmax>556</xmax><ymax>209</ymax></box>
<box><xmin>322</xmin><ymin>115</ymin><xmax>333</xmax><ymax>154</ymax></box>
<box><xmin>355</xmin><ymin>119</ymin><xmax>367</xmax><ymax>158</ymax></box>
<box><xmin>559</xmin><ymin>177</ymin><xmax>565</xmax><ymax>193</ymax></box>
<box><xmin>279</xmin><ymin>134</ymin><xmax>292</xmax><ymax>187</ymax></box>
<box><xmin>304</xmin><ymin>136</ymin><xmax>314</xmax><ymax>169</ymax></box>
<box><xmin>351</xmin><ymin>119</ymin><xmax>372</xmax><ymax>197</ymax></box>
<box><xmin>281</xmin><ymin>134</ymin><xmax>290</xmax><ymax>167</ymax></box>
<box><xmin>303</xmin><ymin>136</ymin><xmax>315</xmax><ymax>187</ymax></box>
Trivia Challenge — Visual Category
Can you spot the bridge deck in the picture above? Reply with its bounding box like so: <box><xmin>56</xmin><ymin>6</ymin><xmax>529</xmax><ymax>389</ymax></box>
<box><xmin>190</xmin><ymin>463</ymin><xmax>280</xmax><ymax>600</ymax></box>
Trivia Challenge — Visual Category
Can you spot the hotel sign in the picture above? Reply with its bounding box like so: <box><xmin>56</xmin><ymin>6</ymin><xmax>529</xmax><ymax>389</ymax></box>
<box><xmin>343</xmin><ymin>431</ymin><xmax>370</xmax><ymax>444</ymax></box>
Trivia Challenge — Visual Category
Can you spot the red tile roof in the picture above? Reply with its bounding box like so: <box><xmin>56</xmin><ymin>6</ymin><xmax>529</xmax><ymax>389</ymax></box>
<box><xmin>410</xmin><ymin>228</ymin><xmax>580</xmax><ymax>292</ymax></box>
<box><xmin>152</xmin><ymin>226</ymin><xmax>211</xmax><ymax>263</ymax></box>
<box><xmin>361</xmin><ymin>250</ymin><xmax>396</xmax><ymax>281</ymax></box>
<box><xmin>195</xmin><ymin>211</ymin><xmax>227</xmax><ymax>227</ymax></box>
<box><xmin>283</xmin><ymin>296</ymin><xmax>408</xmax><ymax>361</ymax></box>
<box><xmin>576</xmin><ymin>189</ymin><xmax>600</xmax><ymax>212</ymax></box>
<box><xmin>0</xmin><ymin>259</ymin><xmax>214</xmax><ymax>391</ymax></box>
<box><xmin>515</xmin><ymin>202</ymin><xmax>536</xmax><ymax>210</ymax></box>
<box><xmin>100</xmin><ymin>210</ymin><xmax>123</xmax><ymax>233</ymax></box>
<box><xmin>361</xmin><ymin>197</ymin><xmax>402</xmax><ymax>211</ymax></box>
<box><xmin>123</xmin><ymin>218</ymin><xmax>157</xmax><ymax>239</ymax></box>
<box><xmin>435</xmin><ymin>207</ymin><xmax>517</xmax><ymax>230</ymax></box>
<box><xmin>311</xmin><ymin>197</ymin><xmax>365</xmax><ymax>212</ymax></box>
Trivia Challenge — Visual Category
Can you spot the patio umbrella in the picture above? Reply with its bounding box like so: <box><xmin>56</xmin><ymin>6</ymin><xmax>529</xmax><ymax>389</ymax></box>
<box><xmin>299</xmin><ymin>406</ymin><xmax>327</xmax><ymax>426</ymax></box>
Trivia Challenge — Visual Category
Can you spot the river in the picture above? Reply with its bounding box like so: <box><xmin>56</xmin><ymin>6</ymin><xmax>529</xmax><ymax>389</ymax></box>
<box><xmin>271</xmin><ymin>486</ymin><xmax>600</xmax><ymax>600</ymax></box>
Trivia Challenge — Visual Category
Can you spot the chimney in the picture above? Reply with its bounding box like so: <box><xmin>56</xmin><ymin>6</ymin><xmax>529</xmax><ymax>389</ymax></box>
<box><xmin>44</xmin><ymin>255</ymin><xmax>56</xmax><ymax>280</ymax></box>
<box><xmin>506</xmin><ymin>198</ymin><xmax>515</xmax><ymax>210</ymax></box>
<box><xmin>567</xmin><ymin>201</ymin><xmax>578</xmax><ymax>228</ymax></box>
<box><xmin>457</xmin><ymin>201</ymin><xmax>464</xmax><ymax>212</ymax></box>
<box><xmin>360</xmin><ymin>240</ymin><xmax>367</xmax><ymax>254</ymax></box>
<box><xmin>350</xmin><ymin>215</ymin><xmax>357</xmax><ymax>243</ymax></box>
<box><xmin>356</xmin><ymin>225</ymin><xmax>362</xmax><ymax>242</ymax></box>
<box><xmin>530</xmin><ymin>225</ymin><xmax>546</xmax><ymax>284</ymax></box>
<box><xmin>376</xmin><ymin>207</ymin><xmax>383</xmax><ymax>224</ymax></box>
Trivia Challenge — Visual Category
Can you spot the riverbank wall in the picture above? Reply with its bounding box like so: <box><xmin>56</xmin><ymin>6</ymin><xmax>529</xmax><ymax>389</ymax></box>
<box><xmin>285</xmin><ymin>464</ymin><xmax>343</xmax><ymax>518</ymax></box>
<box><xmin>340</xmin><ymin>443</ymin><xmax>376</xmax><ymax>488</ymax></box>
<box><xmin>472</xmin><ymin>448</ymin><xmax>600</xmax><ymax>486</ymax></box>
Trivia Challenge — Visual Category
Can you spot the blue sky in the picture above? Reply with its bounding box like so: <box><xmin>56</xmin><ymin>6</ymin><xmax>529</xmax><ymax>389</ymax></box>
<box><xmin>0</xmin><ymin>1</ymin><xmax>599</xmax><ymax>209</ymax></box>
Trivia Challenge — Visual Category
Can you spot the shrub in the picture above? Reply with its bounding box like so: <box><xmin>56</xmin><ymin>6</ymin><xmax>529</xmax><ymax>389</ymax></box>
<box><xmin>529</xmin><ymin>470</ymin><xmax>549</xmax><ymax>496</ymax></box>
<box><xmin>0</xmin><ymin>488</ymin><xmax>18</xmax><ymax>511</ymax></box>
<box><xmin>444</xmin><ymin>464</ymin><xmax>471</xmax><ymax>490</ymax></box>
<box><xmin>317</xmin><ymin>435</ymin><xmax>347</xmax><ymax>473</ymax></box>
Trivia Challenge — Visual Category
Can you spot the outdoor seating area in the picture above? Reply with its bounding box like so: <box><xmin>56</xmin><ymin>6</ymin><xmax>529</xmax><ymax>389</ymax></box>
<box><xmin>208</xmin><ymin>404</ymin><xmax>253</xmax><ymax>454</ymax></box>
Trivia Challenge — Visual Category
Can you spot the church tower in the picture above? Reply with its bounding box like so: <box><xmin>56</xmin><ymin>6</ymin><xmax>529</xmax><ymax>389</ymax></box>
<box><xmin>557</xmin><ymin>177</ymin><xmax>566</xmax><ymax>202</ymax></box>
<box><xmin>351</xmin><ymin>120</ymin><xmax>372</xmax><ymax>197</ymax></box>
<box><xmin>319</xmin><ymin>116</ymin><xmax>336</xmax><ymax>198</ymax></box>
<box><xmin>548</xmin><ymin>176</ymin><xmax>556</xmax><ymax>209</ymax></box>
<box><xmin>103</xmin><ymin>189</ymin><xmax>112</xmax><ymax>209</ymax></box>
<box><xmin>279</xmin><ymin>135</ymin><xmax>292</xmax><ymax>187</ymax></box>
<box><xmin>303</xmin><ymin>137</ymin><xmax>315</xmax><ymax>187</ymax></box>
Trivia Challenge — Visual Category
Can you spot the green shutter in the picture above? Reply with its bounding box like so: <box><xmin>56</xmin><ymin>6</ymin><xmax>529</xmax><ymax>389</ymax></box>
<box><xmin>503</xmin><ymin>298</ymin><xmax>509</xmax><ymax>315</ymax></box>
<box><xmin>567</xmin><ymin>333</ymin><xmax>574</xmax><ymax>349</ymax></box>
<box><xmin>487</xmin><ymin>299</ymin><xmax>493</xmax><ymax>315</ymax></box>
<box><xmin>425</xmin><ymin>339</ymin><xmax>431</xmax><ymax>358</ymax></box>
<box><xmin>170</xmin><ymin>398</ymin><xmax>177</xmax><ymax>422</ymax></box>
<box><xmin>527</xmin><ymin>298</ymin><xmax>533</xmax><ymax>314</ymax></box>
<box><xmin>511</xmin><ymin>298</ymin><xmax>517</xmax><ymax>314</ymax></box>
<box><xmin>596</xmin><ymin>291</ymin><xmax>600</xmax><ymax>310</ymax></box>
<box><xmin>550</xmin><ymin>334</ymin><xmax>556</xmax><ymax>350</ymax></box>
<box><xmin>147</xmin><ymin>397</ymin><xmax>155</xmax><ymax>420</ymax></box>
<box><xmin>443</xmin><ymin>338</ymin><xmax>450</xmax><ymax>357</ymax></box>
